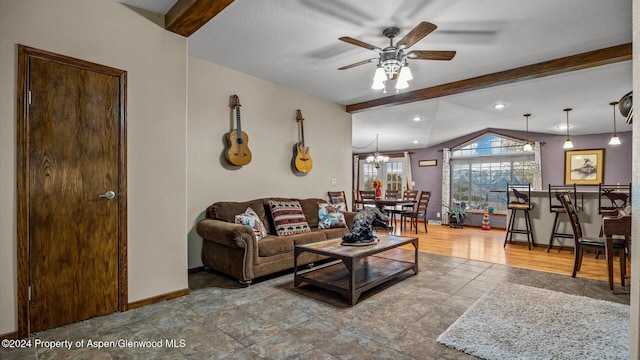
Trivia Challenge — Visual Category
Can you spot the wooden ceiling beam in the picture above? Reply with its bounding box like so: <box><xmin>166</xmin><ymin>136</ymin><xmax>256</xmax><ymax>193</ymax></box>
<box><xmin>346</xmin><ymin>43</ymin><xmax>632</xmax><ymax>113</ymax></box>
<box><xmin>165</xmin><ymin>0</ymin><xmax>234</xmax><ymax>37</ymax></box>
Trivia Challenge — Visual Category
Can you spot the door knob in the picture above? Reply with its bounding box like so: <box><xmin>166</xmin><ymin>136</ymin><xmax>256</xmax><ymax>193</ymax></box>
<box><xmin>98</xmin><ymin>191</ymin><xmax>116</xmax><ymax>200</ymax></box>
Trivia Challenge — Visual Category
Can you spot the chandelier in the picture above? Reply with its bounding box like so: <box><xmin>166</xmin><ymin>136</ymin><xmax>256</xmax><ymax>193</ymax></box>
<box><xmin>366</xmin><ymin>134</ymin><xmax>389</xmax><ymax>169</ymax></box>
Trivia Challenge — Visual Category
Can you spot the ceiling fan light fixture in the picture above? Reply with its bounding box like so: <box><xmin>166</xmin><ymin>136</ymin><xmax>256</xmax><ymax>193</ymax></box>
<box><xmin>397</xmin><ymin>63</ymin><xmax>413</xmax><ymax>82</ymax></box>
<box><xmin>339</xmin><ymin>22</ymin><xmax>455</xmax><ymax>91</ymax></box>
<box><xmin>371</xmin><ymin>66</ymin><xmax>386</xmax><ymax>89</ymax></box>
<box><xmin>380</xmin><ymin>51</ymin><xmax>403</xmax><ymax>78</ymax></box>
<box><xmin>371</xmin><ymin>78</ymin><xmax>385</xmax><ymax>90</ymax></box>
<box><xmin>608</xmin><ymin>101</ymin><xmax>621</xmax><ymax>145</ymax></box>
<box><xmin>373</xmin><ymin>66</ymin><xmax>387</xmax><ymax>82</ymax></box>
<box><xmin>395</xmin><ymin>78</ymin><xmax>410</xmax><ymax>90</ymax></box>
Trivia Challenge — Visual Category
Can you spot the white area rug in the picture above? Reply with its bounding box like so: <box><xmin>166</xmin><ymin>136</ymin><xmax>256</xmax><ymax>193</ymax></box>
<box><xmin>437</xmin><ymin>283</ymin><xmax>629</xmax><ymax>360</ymax></box>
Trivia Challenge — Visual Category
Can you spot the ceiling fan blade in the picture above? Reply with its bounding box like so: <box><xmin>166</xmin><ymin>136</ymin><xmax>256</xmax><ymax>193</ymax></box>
<box><xmin>339</xmin><ymin>36</ymin><xmax>381</xmax><ymax>51</ymax></box>
<box><xmin>407</xmin><ymin>50</ymin><xmax>456</xmax><ymax>61</ymax></box>
<box><xmin>397</xmin><ymin>21</ymin><xmax>437</xmax><ymax>49</ymax></box>
<box><xmin>338</xmin><ymin>58</ymin><xmax>378</xmax><ymax>70</ymax></box>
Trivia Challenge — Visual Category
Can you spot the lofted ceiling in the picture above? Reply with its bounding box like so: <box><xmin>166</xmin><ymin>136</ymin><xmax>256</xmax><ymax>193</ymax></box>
<box><xmin>115</xmin><ymin>0</ymin><xmax>633</xmax><ymax>153</ymax></box>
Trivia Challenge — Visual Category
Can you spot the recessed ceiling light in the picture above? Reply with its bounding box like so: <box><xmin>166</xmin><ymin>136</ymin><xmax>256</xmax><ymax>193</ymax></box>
<box><xmin>412</xmin><ymin>116</ymin><xmax>422</xmax><ymax>121</ymax></box>
<box><xmin>493</xmin><ymin>103</ymin><xmax>506</xmax><ymax>110</ymax></box>
<box><xmin>413</xmin><ymin>140</ymin><xmax>419</xmax><ymax>144</ymax></box>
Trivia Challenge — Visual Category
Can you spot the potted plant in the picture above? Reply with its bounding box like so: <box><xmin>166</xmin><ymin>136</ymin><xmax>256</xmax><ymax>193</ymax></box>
<box><xmin>372</xmin><ymin>179</ymin><xmax>383</xmax><ymax>198</ymax></box>
<box><xmin>445</xmin><ymin>203</ymin><xmax>468</xmax><ymax>228</ymax></box>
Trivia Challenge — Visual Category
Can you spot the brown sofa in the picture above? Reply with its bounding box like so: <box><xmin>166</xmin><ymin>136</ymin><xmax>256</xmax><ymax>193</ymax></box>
<box><xmin>197</xmin><ymin>197</ymin><xmax>355</xmax><ymax>286</ymax></box>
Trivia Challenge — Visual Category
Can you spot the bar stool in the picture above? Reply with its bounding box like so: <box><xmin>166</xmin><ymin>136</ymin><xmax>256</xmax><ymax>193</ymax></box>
<box><xmin>598</xmin><ymin>183</ymin><xmax>631</xmax><ymax>235</ymax></box>
<box><xmin>504</xmin><ymin>183</ymin><xmax>535</xmax><ymax>250</ymax></box>
<box><xmin>546</xmin><ymin>184</ymin><xmax>577</xmax><ymax>252</ymax></box>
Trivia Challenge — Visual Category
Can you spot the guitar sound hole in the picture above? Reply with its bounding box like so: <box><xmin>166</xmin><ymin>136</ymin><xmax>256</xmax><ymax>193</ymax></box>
<box><xmin>236</xmin><ymin>139</ymin><xmax>243</xmax><ymax>145</ymax></box>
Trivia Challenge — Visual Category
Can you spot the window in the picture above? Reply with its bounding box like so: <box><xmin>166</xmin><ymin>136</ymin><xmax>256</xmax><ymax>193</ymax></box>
<box><xmin>360</xmin><ymin>158</ymin><xmax>404</xmax><ymax>192</ymax></box>
<box><xmin>450</xmin><ymin>133</ymin><xmax>534</xmax><ymax>213</ymax></box>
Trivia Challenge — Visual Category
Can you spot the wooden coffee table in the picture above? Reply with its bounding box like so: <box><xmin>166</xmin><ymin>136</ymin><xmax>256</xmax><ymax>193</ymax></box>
<box><xmin>293</xmin><ymin>233</ymin><xmax>418</xmax><ymax>305</ymax></box>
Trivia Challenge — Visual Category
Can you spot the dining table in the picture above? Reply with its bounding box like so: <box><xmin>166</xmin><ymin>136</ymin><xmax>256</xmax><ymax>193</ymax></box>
<box><xmin>603</xmin><ymin>215</ymin><xmax>632</xmax><ymax>291</ymax></box>
<box><xmin>354</xmin><ymin>198</ymin><xmax>417</xmax><ymax>229</ymax></box>
<box><xmin>354</xmin><ymin>198</ymin><xmax>416</xmax><ymax>210</ymax></box>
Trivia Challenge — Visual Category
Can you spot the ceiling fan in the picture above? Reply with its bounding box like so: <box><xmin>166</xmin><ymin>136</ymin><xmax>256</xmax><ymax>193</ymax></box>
<box><xmin>338</xmin><ymin>21</ymin><xmax>456</xmax><ymax>90</ymax></box>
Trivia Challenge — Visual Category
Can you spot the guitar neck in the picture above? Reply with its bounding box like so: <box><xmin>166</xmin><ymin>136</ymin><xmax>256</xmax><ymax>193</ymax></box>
<box><xmin>296</xmin><ymin>109</ymin><xmax>305</xmax><ymax>147</ymax></box>
<box><xmin>299</xmin><ymin>120</ymin><xmax>305</xmax><ymax>147</ymax></box>
<box><xmin>235</xmin><ymin>106</ymin><xmax>242</xmax><ymax>139</ymax></box>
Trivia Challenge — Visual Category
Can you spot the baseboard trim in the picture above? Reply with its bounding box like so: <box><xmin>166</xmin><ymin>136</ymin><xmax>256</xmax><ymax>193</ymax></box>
<box><xmin>188</xmin><ymin>266</ymin><xmax>205</xmax><ymax>274</ymax></box>
<box><xmin>0</xmin><ymin>331</ymin><xmax>18</xmax><ymax>340</ymax></box>
<box><xmin>439</xmin><ymin>223</ymin><xmax>506</xmax><ymax>230</ymax></box>
<box><xmin>128</xmin><ymin>288</ymin><xmax>190</xmax><ymax>310</ymax></box>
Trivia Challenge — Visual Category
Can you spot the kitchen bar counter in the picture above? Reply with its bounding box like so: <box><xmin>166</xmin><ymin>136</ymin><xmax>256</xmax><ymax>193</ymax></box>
<box><xmin>507</xmin><ymin>190</ymin><xmax>605</xmax><ymax>249</ymax></box>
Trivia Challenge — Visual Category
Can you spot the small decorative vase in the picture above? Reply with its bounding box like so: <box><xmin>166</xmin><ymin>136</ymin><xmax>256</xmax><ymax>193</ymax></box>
<box><xmin>375</xmin><ymin>188</ymin><xmax>382</xmax><ymax>198</ymax></box>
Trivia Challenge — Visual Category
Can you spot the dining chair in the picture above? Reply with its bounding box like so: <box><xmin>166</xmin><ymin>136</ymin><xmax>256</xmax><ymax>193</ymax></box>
<box><xmin>402</xmin><ymin>189</ymin><xmax>418</xmax><ymax>207</ymax></box>
<box><xmin>398</xmin><ymin>189</ymin><xmax>418</xmax><ymax>228</ymax></box>
<box><xmin>384</xmin><ymin>189</ymin><xmax>399</xmax><ymax>200</ymax></box>
<box><xmin>382</xmin><ymin>189</ymin><xmax>401</xmax><ymax>228</ymax></box>
<box><xmin>358</xmin><ymin>190</ymin><xmax>376</xmax><ymax>210</ymax></box>
<box><xmin>558</xmin><ymin>193</ymin><xmax>627</xmax><ymax>283</ymax></box>
<box><xmin>603</xmin><ymin>215</ymin><xmax>632</xmax><ymax>290</ymax></box>
<box><xmin>328</xmin><ymin>191</ymin><xmax>349</xmax><ymax>211</ymax></box>
<box><xmin>401</xmin><ymin>191</ymin><xmax>430</xmax><ymax>234</ymax></box>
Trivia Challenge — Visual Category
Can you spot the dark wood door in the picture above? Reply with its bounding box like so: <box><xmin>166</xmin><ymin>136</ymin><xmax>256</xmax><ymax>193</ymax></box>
<box><xmin>22</xmin><ymin>51</ymin><xmax>125</xmax><ymax>332</ymax></box>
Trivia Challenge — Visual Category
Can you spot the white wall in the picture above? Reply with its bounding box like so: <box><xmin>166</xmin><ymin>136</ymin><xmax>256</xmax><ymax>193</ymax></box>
<box><xmin>630</xmin><ymin>0</ymin><xmax>639</xmax><ymax>357</ymax></box>
<box><xmin>0</xmin><ymin>0</ymin><xmax>188</xmax><ymax>334</ymax></box>
<box><xmin>187</xmin><ymin>57</ymin><xmax>353</xmax><ymax>268</ymax></box>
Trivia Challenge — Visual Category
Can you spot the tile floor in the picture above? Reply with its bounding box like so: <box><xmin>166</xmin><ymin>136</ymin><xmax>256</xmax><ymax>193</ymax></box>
<box><xmin>1</xmin><ymin>250</ymin><xmax>629</xmax><ymax>359</ymax></box>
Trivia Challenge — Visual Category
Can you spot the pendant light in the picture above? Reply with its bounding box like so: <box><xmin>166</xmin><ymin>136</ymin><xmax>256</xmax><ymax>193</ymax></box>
<box><xmin>608</xmin><ymin>101</ymin><xmax>621</xmax><ymax>145</ymax></box>
<box><xmin>523</xmin><ymin>114</ymin><xmax>533</xmax><ymax>151</ymax></box>
<box><xmin>562</xmin><ymin>108</ymin><xmax>574</xmax><ymax>149</ymax></box>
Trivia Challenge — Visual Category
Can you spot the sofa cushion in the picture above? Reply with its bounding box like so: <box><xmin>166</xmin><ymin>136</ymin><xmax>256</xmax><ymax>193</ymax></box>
<box><xmin>289</xmin><ymin>231</ymin><xmax>328</xmax><ymax>246</ymax></box>
<box><xmin>268</xmin><ymin>200</ymin><xmax>311</xmax><ymax>236</ymax></box>
<box><xmin>257</xmin><ymin>197</ymin><xmax>293</xmax><ymax>234</ymax></box>
<box><xmin>297</xmin><ymin>198</ymin><xmax>326</xmax><ymax>228</ymax></box>
<box><xmin>209</xmin><ymin>200</ymin><xmax>267</xmax><ymax>224</ymax></box>
<box><xmin>317</xmin><ymin>203</ymin><xmax>348</xmax><ymax>229</ymax></box>
<box><xmin>258</xmin><ymin>235</ymin><xmax>294</xmax><ymax>257</ymax></box>
<box><xmin>234</xmin><ymin>207</ymin><xmax>268</xmax><ymax>240</ymax></box>
<box><xmin>312</xmin><ymin>227</ymin><xmax>350</xmax><ymax>240</ymax></box>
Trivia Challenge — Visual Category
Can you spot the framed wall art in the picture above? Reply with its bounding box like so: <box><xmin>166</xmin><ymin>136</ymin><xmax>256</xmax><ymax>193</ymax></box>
<box><xmin>419</xmin><ymin>159</ymin><xmax>437</xmax><ymax>167</ymax></box>
<box><xmin>564</xmin><ymin>149</ymin><xmax>604</xmax><ymax>185</ymax></box>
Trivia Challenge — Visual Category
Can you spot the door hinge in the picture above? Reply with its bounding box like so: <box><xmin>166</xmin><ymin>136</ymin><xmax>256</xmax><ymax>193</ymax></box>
<box><xmin>28</xmin><ymin>91</ymin><xmax>32</xmax><ymax>105</ymax></box>
<box><xmin>28</xmin><ymin>286</ymin><xmax>31</xmax><ymax>301</ymax></box>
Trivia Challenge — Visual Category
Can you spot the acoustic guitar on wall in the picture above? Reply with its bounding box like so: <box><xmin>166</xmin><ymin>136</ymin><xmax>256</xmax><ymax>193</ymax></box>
<box><xmin>225</xmin><ymin>95</ymin><xmax>252</xmax><ymax>166</ymax></box>
<box><xmin>293</xmin><ymin>109</ymin><xmax>312</xmax><ymax>173</ymax></box>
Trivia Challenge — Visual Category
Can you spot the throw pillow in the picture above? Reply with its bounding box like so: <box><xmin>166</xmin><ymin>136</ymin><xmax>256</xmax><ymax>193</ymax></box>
<box><xmin>318</xmin><ymin>203</ymin><xmax>347</xmax><ymax>229</ymax></box>
<box><xmin>235</xmin><ymin>207</ymin><xmax>268</xmax><ymax>240</ymax></box>
<box><xmin>268</xmin><ymin>200</ymin><xmax>311</xmax><ymax>236</ymax></box>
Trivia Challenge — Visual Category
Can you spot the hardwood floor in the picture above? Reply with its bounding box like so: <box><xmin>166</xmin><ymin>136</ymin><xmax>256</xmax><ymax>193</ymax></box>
<box><xmin>394</xmin><ymin>222</ymin><xmax>629</xmax><ymax>284</ymax></box>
